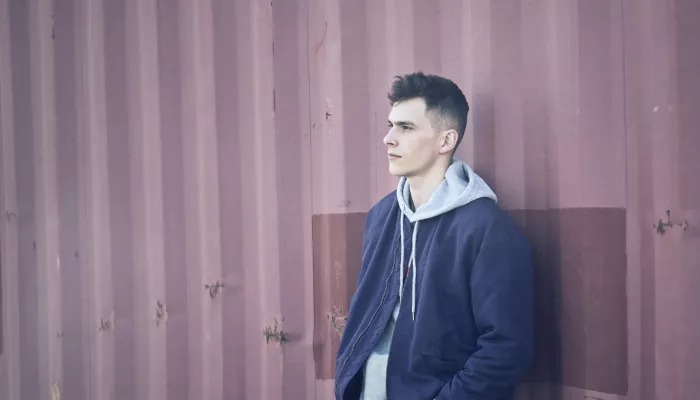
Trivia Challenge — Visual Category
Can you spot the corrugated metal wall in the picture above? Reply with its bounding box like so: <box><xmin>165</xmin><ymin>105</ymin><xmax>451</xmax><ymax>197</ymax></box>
<box><xmin>0</xmin><ymin>0</ymin><xmax>698</xmax><ymax>399</ymax></box>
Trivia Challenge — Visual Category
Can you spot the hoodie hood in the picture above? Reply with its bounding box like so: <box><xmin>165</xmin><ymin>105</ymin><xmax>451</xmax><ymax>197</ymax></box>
<box><xmin>396</xmin><ymin>158</ymin><xmax>497</xmax><ymax>320</ymax></box>
<box><xmin>396</xmin><ymin>158</ymin><xmax>498</xmax><ymax>222</ymax></box>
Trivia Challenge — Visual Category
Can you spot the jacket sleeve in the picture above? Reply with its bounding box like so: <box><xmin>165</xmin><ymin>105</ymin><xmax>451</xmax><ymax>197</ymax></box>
<box><xmin>435</xmin><ymin>233</ymin><xmax>535</xmax><ymax>399</ymax></box>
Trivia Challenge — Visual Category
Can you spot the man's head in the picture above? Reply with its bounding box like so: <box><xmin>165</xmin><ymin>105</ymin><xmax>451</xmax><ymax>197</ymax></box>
<box><xmin>384</xmin><ymin>72</ymin><xmax>469</xmax><ymax>178</ymax></box>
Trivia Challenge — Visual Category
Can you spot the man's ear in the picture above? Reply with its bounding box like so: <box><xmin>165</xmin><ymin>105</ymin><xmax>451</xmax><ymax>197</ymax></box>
<box><xmin>439</xmin><ymin>129</ymin><xmax>458</xmax><ymax>155</ymax></box>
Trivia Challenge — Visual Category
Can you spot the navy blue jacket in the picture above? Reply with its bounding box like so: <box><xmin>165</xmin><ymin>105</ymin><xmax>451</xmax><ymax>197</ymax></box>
<box><xmin>334</xmin><ymin>193</ymin><xmax>534</xmax><ymax>399</ymax></box>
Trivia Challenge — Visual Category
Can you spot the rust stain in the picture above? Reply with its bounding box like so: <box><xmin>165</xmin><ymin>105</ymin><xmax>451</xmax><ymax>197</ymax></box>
<box><xmin>262</xmin><ymin>317</ymin><xmax>288</xmax><ymax>347</ymax></box>
<box><xmin>653</xmin><ymin>209</ymin><xmax>689</xmax><ymax>235</ymax></box>
<box><xmin>327</xmin><ymin>304</ymin><xmax>347</xmax><ymax>337</ymax></box>
<box><xmin>205</xmin><ymin>281</ymin><xmax>225</xmax><ymax>298</ymax></box>
<box><xmin>154</xmin><ymin>300</ymin><xmax>168</xmax><ymax>327</ymax></box>
<box><xmin>97</xmin><ymin>311</ymin><xmax>115</xmax><ymax>333</ymax></box>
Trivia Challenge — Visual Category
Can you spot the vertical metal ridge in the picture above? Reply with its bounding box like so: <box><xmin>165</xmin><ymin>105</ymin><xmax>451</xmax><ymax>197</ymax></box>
<box><xmin>251</xmin><ymin>0</ymin><xmax>283</xmax><ymax>398</ymax></box>
<box><xmin>8</xmin><ymin>1</ymin><xmax>41</xmax><ymax>398</ymax></box>
<box><xmin>178</xmin><ymin>0</ymin><xmax>224</xmax><ymax>398</ymax></box>
<box><xmin>309</xmin><ymin>0</ymin><xmax>348</xmax><ymax>217</ymax></box>
<box><xmin>177</xmin><ymin>1</ymin><xmax>205</xmax><ymax>396</ymax></box>
<box><xmin>75</xmin><ymin>0</ymin><xmax>114</xmax><ymax>397</ymax></box>
<box><xmin>54</xmin><ymin>0</ymin><xmax>84</xmax><ymax>397</ymax></box>
<box><xmin>271</xmin><ymin>0</ymin><xmax>315</xmax><ymax>397</ymax></box>
<box><xmin>210</xmin><ymin>0</ymin><xmax>246</xmax><ymax>397</ymax></box>
<box><xmin>125</xmin><ymin>0</ymin><xmax>168</xmax><ymax>399</ymax></box>
<box><xmin>232</xmin><ymin>1</ymin><xmax>263</xmax><ymax>398</ymax></box>
<box><xmin>0</xmin><ymin>0</ymin><xmax>20</xmax><ymax>397</ymax></box>
<box><xmin>28</xmin><ymin>0</ymin><xmax>63</xmax><ymax>398</ymax></box>
<box><xmin>155</xmin><ymin>0</ymin><xmax>188</xmax><ymax>398</ymax></box>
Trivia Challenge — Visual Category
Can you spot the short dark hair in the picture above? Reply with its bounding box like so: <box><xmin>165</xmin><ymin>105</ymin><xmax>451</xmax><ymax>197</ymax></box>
<box><xmin>387</xmin><ymin>72</ymin><xmax>469</xmax><ymax>149</ymax></box>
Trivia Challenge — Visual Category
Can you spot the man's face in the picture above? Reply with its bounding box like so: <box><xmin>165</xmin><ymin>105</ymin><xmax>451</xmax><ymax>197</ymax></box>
<box><xmin>384</xmin><ymin>98</ymin><xmax>442</xmax><ymax>177</ymax></box>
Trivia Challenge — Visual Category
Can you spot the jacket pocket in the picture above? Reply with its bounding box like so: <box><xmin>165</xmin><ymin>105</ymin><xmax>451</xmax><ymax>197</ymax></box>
<box><xmin>414</xmin><ymin>353</ymin><xmax>464</xmax><ymax>378</ymax></box>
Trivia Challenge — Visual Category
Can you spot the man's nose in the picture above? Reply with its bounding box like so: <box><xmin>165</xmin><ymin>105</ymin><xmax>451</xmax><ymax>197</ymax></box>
<box><xmin>383</xmin><ymin>130</ymin><xmax>396</xmax><ymax>147</ymax></box>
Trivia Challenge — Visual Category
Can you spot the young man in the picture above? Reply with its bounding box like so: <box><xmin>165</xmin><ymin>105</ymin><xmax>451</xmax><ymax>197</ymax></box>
<box><xmin>334</xmin><ymin>72</ymin><xmax>534</xmax><ymax>400</ymax></box>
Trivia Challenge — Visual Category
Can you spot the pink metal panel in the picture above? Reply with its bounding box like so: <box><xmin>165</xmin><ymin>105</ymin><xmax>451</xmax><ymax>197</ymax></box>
<box><xmin>623</xmin><ymin>2</ymin><xmax>700</xmax><ymax>400</ymax></box>
<box><xmin>0</xmin><ymin>1</ymin><xmax>699</xmax><ymax>400</ymax></box>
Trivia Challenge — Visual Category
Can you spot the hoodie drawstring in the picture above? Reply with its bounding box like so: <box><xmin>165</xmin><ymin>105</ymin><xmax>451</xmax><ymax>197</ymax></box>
<box><xmin>399</xmin><ymin>208</ymin><xmax>419</xmax><ymax>321</ymax></box>
<box><xmin>411</xmin><ymin>220</ymin><xmax>418</xmax><ymax>321</ymax></box>
<box><xmin>395</xmin><ymin>159</ymin><xmax>498</xmax><ymax>323</ymax></box>
<box><xmin>399</xmin><ymin>213</ymin><xmax>405</xmax><ymax>304</ymax></box>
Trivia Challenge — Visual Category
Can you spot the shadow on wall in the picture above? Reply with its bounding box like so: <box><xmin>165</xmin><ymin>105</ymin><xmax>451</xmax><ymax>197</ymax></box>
<box><xmin>510</xmin><ymin>208</ymin><xmax>627</xmax><ymax>396</ymax></box>
<box><xmin>310</xmin><ymin>207</ymin><xmax>629</xmax><ymax>396</ymax></box>
<box><xmin>0</xmin><ymin>246</ymin><xmax>3</xmax><ymax>357</ymax></box>
<box><xmin>312</xmin><ymin>212</ymin><xmax>365</xmax><ymax>381</ymax></box>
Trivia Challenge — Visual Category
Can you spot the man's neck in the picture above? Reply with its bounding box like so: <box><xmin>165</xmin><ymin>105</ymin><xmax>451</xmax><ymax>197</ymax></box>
<box><xmin>406</xmin><ymin>161</ymin><xmax>450</xmax><ymax>209</ymax></box>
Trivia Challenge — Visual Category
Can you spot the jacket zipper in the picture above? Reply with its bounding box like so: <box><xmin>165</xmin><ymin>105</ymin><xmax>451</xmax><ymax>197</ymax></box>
<box><xmin>334</xmin><ymin>241</ymin><xmax>400</xmax><ymax>399</ymax></box>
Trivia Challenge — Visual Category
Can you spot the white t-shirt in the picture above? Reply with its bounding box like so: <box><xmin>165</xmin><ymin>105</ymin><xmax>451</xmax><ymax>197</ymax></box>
<box><xmin>360</xmin><ymin>300</ymin><xmax>401</xmax><ymax>400</ymax></box>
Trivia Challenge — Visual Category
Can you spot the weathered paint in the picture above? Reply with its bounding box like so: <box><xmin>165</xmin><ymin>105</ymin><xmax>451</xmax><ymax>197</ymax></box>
<box><xmin>0</xmin><ymin>1</ymin><xmax>698</xmax><ymax>400</ymax></box>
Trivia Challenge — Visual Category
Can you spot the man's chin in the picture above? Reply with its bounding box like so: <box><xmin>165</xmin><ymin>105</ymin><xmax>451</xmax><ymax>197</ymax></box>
<box><xmin>388</xmin><ymin>166</ymin><xmax>405</xmax><ymax>177</ymax></box>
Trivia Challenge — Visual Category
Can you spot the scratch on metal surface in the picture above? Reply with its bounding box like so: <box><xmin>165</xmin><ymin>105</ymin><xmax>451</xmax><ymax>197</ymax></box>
<box><xmin>50</xmin><ymin>382</ymin><xmax>60</xmax><ymax>400</ymax></box>
<box><xmin>316</xmin><ymin>22</ymin><xmax>328</xmax><ymax>55</ymax></box>
<box><xmin>652</xmin><ymin>105</ymin><xmax>673</xmax><ymax>113</ymax></box>
<box><xmin>334</xmin><ymin>261</ymin><xmax>341</xmax><ymax>283</ymax></box>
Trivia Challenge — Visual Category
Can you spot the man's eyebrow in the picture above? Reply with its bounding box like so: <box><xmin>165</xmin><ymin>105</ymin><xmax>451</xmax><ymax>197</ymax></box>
<box><xmin>388</xmin><ymin>120</ymin><xmax>417</xmax><ymax>127</ymax></box>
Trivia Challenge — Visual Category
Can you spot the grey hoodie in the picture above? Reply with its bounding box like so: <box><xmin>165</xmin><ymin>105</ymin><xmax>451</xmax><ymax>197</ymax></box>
<box><xmin>360</xmin><ymin>158</ymin><xmax>497</xmax><ymax>400</ymax></box>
